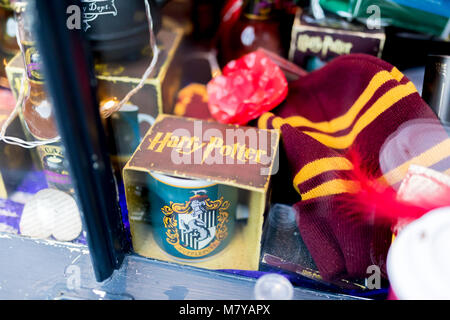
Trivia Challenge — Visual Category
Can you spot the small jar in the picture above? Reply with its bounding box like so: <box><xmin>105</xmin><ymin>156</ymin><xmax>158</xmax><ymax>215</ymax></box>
<box><xmin>262</xmin><ymin>204</ymin><xmax>316</xmax><ymax>269</ymax></box>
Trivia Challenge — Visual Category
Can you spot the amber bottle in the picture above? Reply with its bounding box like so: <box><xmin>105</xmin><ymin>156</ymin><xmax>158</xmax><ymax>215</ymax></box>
<box><xmin>16</xmin><ymin>4</ymin><xmax>73</xmax><ymax>194</ymax></box>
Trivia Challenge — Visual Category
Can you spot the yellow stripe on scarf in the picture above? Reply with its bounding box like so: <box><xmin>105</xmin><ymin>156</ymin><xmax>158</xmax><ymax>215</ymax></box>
<box><xmin>303</xmin><ymin>82</ymin><xmax>417</xmax><ymax>150</ymax></box>
<box><xmin>174</xmin><ymin>84</ymin><xmax>208</xmax><ymax>117</ymax></box>
<box><xmin>294</xmin><ymin>139</ymin><xmax>450</xmax><ymax>200</ymax></box>
<box><xmin>257</xmin><ymin>112</ymin><xmax>274</xmax><ymax>130</ymax></box>
<box><xmin>378</xmin><ymin>138</ymin><xmax>450</xmax><ymax>186</ymax></box>
<box><xmin>293</xmin><ymin>157</ymin><xmax>353</xmax><ymax>194</ymax></box>
<box><xmin>300</xmin><ymin>179</ymin><xmax>360</xmax><ymax>201</ymax></box>
<box><xmin>258</xmin><ymin>67</ymin><xmax>404</xmax><ymax>133</ymax></box>
<box><xmin>390</xmin><ymin>67</ymin><xmax>404</xmax><ymax>82</ymax></box>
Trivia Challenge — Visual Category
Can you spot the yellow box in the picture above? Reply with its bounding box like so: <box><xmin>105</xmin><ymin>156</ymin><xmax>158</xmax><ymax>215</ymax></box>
<box><xmin>123</xmin><ymin>114</ymin><xmax>280</xmax><ymax>270</ymax></box>
<box><xmin>5</xmin><ymin>19</ymin><xmax>184</xmax><ymax>175</ymax></box>
<box><xmin>6</xmin><ymin>20</ymin><xmax>183</xmax><ymax>121</ymax></box>
<box><xmin>289</xmin><ymin>8</ymin><xmax>385</xmax><ymax>69</ymax></box>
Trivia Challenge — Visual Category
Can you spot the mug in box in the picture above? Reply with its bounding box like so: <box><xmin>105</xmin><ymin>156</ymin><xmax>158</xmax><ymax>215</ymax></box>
<box><xmin>107</xmin><ymin>103</ymin><xmax>155</xmax><ymax>156</ymax></box>
<box><xmin>105</xmin><ymin>103</ymin><xmax>154</xmax><ymax>172</ymax></box>
<box><xmin>147</xmin><ymin>171</ymin><xmax>237</xmax><ymax>260</ymax></box>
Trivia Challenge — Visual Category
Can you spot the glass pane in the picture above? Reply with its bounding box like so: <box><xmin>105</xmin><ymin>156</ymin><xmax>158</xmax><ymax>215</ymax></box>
<box><xmin>0</xmin><ymin>1</ymin><xmax>86</xmax><ymax>244</ymax></box>
<box><xmin>0</xmin><ymin>0</ymin><xmax>448</xmax><ymax>301</ymax></box>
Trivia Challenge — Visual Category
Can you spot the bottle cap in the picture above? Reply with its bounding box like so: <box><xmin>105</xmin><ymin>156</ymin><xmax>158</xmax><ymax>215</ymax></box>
<box><xmin>268</xmin><ymin>204</ymin><xmax>297</xmax><ymax>229</ymax></box>
<box><xmin>254</xmin><ymin>273</ymin><xmax>294</xmax><ymax>300</ymax></box>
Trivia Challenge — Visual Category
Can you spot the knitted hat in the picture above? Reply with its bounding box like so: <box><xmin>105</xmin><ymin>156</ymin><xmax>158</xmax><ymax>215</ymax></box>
<box><xmin>258</xmin><ymin>54</ymin><xmax>450</xmax><ymax>281</ymax></box>
<box><xmin>173</xmin><ymin>83</ymin><xmax>213</xmax><ymax>121</ymax></box>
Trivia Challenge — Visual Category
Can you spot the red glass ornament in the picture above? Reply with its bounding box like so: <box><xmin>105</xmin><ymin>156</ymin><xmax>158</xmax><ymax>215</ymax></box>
<box><xmin>207</xmin><ymin>50</ymin><xmax>288</xmax><ymax>125</ymax></box>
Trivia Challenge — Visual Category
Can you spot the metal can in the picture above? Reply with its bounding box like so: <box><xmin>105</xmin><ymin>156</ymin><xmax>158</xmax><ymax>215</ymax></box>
<box><xmin>422</xmin><ymin>55</ymin><xmax>450</xmax><ymax>128</ymax></box>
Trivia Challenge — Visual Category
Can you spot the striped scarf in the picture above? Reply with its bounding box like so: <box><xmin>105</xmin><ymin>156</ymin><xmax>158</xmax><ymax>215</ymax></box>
<box><xmin>258</xmin><ymin>54</ymin><xmax>450</xmax><ymax>281</ymax></box>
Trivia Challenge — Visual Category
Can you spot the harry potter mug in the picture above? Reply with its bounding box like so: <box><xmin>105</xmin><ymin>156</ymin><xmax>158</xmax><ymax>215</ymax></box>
<box><xmin>107</xmin><ymin>103</ymin><xmax>155</xmax><ymax>157</ymax></box>
<box><xmin>148</xmin><ymin>171</ymin><xmax>237</xmax><ymax>260</ymax></box>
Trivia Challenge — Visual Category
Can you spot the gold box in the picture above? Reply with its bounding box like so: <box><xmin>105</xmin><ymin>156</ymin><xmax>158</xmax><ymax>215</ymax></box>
<box><xmin>6</xmin><ymin>20</ymin><xmax>183</xmax><ymax>121</ymax></box>
<box><xmin>289</xmin><ymin>9</ymin><xmax>385</xmax><ymax>69</ymax></box>
<box><xmin>123</xmin><ymin>114</ymin><xmax>280</xmax><ymax>270</ymax></box>
<box><xmin>5</xmin><ymin>20</ymin><xmax>184</xmax><ymax>175</ymax></box>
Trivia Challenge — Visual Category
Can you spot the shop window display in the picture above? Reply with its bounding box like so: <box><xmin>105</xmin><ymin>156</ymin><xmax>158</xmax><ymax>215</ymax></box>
<box><xmin>0</xmin><ymin>0</ymin><xmax>449</xmax><ymax>301</ymax></box>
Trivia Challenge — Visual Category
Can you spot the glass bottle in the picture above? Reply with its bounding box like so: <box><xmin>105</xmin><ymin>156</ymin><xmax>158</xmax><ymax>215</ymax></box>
<box><xmin>422</xmin><ymin>54</ymin><xmax>450</xmax><ymax>130</ymax></box>
<box><xmin>0</xmin><ymin>2</ymin><xmax>18</xmax><ymax>83</ymax></box>
<box><xmin>219</xmin><ymin>0</ymin><xmax>284</xmax><ymax>66</ymax></box>
<box><xmin>0</xmin><ymin>5</ymin><xmax>18</xmax><ymax>59</ymax></box>
<box><xmin>14</xmin><ymin>2</ymin><xmax>73</xmax><ymax>194</ymax></box>
<box><xmin>261</xmin><ymin>204</ymin><xmax>317</xmax><ymax>269</ymax></box>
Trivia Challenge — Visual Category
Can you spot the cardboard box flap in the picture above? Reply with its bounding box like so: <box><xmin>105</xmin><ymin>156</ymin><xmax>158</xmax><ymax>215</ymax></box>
<box><xmin>125</xmin><ymin>114</ymin><xmax>280</xmax><ymax>193</ymax></box>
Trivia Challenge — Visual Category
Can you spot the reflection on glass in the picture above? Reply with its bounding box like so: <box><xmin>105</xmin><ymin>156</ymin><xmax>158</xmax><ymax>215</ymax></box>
<box><xmin>0</xmin><ymin>1</ymin><xmax>84</xmax><ymax>244</ymax></box>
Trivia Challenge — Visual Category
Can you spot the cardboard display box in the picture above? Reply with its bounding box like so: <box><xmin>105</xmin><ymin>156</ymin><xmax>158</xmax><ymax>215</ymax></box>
<box><xmin>5</xmin><ymin>19</ymin><xmax>183</xmax><ymax>174</ymax></box>
<box><xmin>289</xmin><ymin>9</ymin><xmax>385</xmax><ymax>70</ymax></box>
<box><xmin>123</xmin><ymin>114</ymin><xmax>280</xmax><ymax>270</ymax></box>
<box><xmin>95</xmin><ymin>22</ymin><xmax>184</xmax><ymax>121</ymax></box>
<box><xmin>7</xmin><ymin>21</ymin><xmax>183</xmax><ymax>121</ymax></box>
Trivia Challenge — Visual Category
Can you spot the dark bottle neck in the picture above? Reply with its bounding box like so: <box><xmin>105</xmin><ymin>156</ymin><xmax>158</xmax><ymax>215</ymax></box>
<box><xmin>243</xmin><ymin>0</ymin><xmax>275</xmax><ymax>20</ymax></box>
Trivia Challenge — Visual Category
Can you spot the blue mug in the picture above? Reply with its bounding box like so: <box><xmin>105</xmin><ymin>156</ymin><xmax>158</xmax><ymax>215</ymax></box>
<box><xmin>108</xmin><ymin>103</ymin><xmax>155</xmax><ymax>157</ymax></box>
<box><xmin>148</xmin><ymin>171</ymin><xmax>237</xmax><ymax>260</ymax></box>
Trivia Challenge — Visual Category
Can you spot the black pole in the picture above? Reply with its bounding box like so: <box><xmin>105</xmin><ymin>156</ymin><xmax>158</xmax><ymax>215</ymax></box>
<box><xmin>422</xmin><ymin>55</ymin><xmax>450</xmax><ymax>128</ymax></box>
<box><xmin>32</xmin><ymin>0</ymin><xmax>127</xmax><ymax>281</ymax></box>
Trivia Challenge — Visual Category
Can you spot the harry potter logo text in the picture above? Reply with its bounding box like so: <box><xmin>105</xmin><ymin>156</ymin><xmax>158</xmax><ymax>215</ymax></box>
<box><xmin>146</xmin><ymin>123</ymin><xmax>273</xmax><ymax>167</ymax></box>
